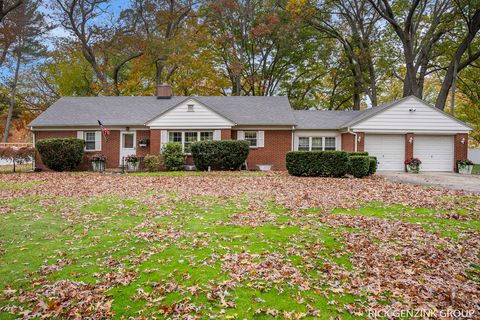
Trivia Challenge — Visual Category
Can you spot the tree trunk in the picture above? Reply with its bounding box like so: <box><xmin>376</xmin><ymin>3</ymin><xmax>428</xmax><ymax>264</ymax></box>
<box><xmin>2</xmin><ymin>52</ymin><xmax>21</xmax><ymax>143</ymax></box>
<box><xmin>435</xmin><ymin>10</ymin><xmax>480</xmax><ymax>110</ymax></box>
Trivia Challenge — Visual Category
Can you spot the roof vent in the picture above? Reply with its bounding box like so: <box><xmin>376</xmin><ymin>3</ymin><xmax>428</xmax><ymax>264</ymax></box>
<box><xmin>187</xmin><ymin>104</ymin><xmax>194</xmax><ymax>112</ymax></box>
<box><xmin>156</xmin><ymin>83</ymin><xmax>173</xmax><ymax>99</ymax></box>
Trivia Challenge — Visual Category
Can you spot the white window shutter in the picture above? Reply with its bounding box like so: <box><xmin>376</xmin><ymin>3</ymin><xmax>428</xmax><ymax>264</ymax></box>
<box><xmin>257</xmin><ymin>131</ymin><xmax>264</xmax><ymax>148</ymax></box>
<box><xmin>160</xmin><ymin>130</ymin><xmax>168</xmax><ymax>149</ymax></box>
<box><xmin>237</xmin><ymin>131</ymin><xmax>245</xmax><ymax>140</ymax></box>
<box><xmin>95</xmin><ymin>131</ymin><xmax>102</xmax><ymax>151</ymax></box>
<box><xmin>77</xmin><ymin>131</ymin><xmax>84</xmax><ymax>139</ymax></box>
<box><xmin>213</xmin><ymin>130</ymin><xmax>221</xmax><ymax>140</ymax></box>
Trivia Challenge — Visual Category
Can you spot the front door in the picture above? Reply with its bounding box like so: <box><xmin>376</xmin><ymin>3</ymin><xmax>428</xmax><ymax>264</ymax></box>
<box><xmin>120</xmin><ymin>131</ymin><xmax>136</xmax><ymax>165</ymax></box>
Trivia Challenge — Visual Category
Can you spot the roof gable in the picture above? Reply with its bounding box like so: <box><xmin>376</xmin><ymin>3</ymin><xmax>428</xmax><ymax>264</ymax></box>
<box><xmin>349</xmin><ymin>96</ymin><xmax>472</xmax><ymax>132</ymax></box>
<box><xmin>145</xmin><ymin>98</ymin><xmax>235</xmax><ymax>129</ymax></box>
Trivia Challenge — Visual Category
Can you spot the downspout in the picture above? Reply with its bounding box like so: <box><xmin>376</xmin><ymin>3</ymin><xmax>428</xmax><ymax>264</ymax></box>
<box><xmin>31</xmin><ymin>127</ymin><xmax>35</xmax><ymax>170</ymax></box>
<box><xmin>291</xmin><ymin>125</ymin><xmax>295</xmax><ymax>151</ymax></box>
<box><xmin>347</xmin><ymin>127</ymin><xmax>358</xmax><ymax>152</ymax></box>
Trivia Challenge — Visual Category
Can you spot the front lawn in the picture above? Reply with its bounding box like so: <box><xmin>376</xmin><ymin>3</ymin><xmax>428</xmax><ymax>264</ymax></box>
<box><xmin>0</xmin><ymin>172</ymin><xmax>478</xmax><ymax>319</ymax></box>
<box><xmin>473</xmin><ymin>164</ymin><xmax>480</xmax><ymax>174</ymax></box>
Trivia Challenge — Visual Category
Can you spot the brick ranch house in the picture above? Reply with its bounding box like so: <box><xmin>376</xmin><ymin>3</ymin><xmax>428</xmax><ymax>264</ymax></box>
<box><xmin>29</xmin><ymin>85</ymin><xmax>472</xmax><ymax>172</ymax></box>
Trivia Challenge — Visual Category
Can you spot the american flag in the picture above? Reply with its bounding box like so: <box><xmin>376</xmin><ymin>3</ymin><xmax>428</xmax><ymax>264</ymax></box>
<box><xmin>98</xmin><ymin>120</ymin><xmax>110</xmax><ymax>138</ymax></box>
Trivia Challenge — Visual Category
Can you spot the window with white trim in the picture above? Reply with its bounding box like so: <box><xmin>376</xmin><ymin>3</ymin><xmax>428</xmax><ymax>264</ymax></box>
<box><xmin>297</xmin><ymin>137</ymin><xmax>336</xmax><ymax>151</ymax></box>
<box><xmin>244</xmin><ymin>131</ymin><xmax>258</xmax><ymax>147</ymax></box>
<box><xmin>168</xmin><ymin>131</ymin><xmax>214</xmax><ymax>153</ymax></box>
<box><xmin>84</xmin><ymin>132</ymin><xmax>97</xmax><ymax>151</ymax></box>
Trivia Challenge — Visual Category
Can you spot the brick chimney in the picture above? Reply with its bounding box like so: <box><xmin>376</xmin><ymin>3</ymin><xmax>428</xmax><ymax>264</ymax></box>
<box><xmin>156</xmin><ymin>83</ymin><xmax>173</xmax><ymax>99</ymax></box>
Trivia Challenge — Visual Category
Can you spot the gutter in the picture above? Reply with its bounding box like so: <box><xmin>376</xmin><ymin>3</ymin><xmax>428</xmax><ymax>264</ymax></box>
<box><xmin>347</xmin><ymin>127</ymin><xmax>358</xmax><ymax>152</ymax></box>
<box><xmin>291</xmin><ymin>125</ymin><xmax>295</xmax><ymax>151</ymax></box>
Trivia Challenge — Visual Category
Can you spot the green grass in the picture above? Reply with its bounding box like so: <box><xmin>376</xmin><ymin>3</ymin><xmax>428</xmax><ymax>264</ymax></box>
<box><xmin>473</xmin><ymin>164</ymin><xmax>480</xmax><ymax>174</ymax></box>
<box><xmin>0</xmin><ymin>181</ymin><xmax>478</xmax><ymax>319</ymax></box>
<box><xmin>0</xmin><ymin>164</ymin><xmax>32</xmax><ymax>174</ymax></box>
<box><xmin>0</xmin><ymin>193</ymin><xmax>361</xmax><ymax>319</ymax></box>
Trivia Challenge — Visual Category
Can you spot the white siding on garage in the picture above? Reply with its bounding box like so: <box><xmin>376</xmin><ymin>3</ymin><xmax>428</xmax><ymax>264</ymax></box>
<box><xmin>413</xmin><ymin>135</ymin><xmax>454</xmax><ymax>171</ymax></box>
<box><xmin>364</xmin><ymin>134</ymin><xmax>405</xmax><ymax>171</ymax></box>
<box><xmin>352</xmin><ymin>96</ymin><xmax>471</xmax><ymax>133</ymax></box>
<box><xmin>147</xmin><ymin>99</ymin><xmax>234</xmax><ymax>129</ymax></box>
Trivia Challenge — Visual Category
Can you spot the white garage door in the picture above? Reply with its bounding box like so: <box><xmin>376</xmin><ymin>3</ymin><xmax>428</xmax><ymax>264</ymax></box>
<box><xmin>413</xmin><ymin>135</ymin><xmax>454</xmax><ymax>171</ymax></box>
<box><xmin>365</xmin><ymin>134</ymin><xmax>405</xmax><ymax>171</ymax></box>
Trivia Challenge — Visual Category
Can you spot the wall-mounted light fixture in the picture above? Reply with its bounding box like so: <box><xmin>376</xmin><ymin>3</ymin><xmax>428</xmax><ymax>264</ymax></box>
<box><xmin>409</xmin><ymin>137</ymin><xmax>414</xmax><ymax>144</ymax></box>
<box><xmin>408</xmin><ymin>107</ymin><xmax>416</xmax><ymax>112</ymax></box>
<box><xmin>357</xmin><ymin>136</ymin><xmax>362</xmax><ymax>143</ymax></box>
<box><xmin>461</xmin><ymin>137</ymin><xmax>466</xmax><ymax>144</ymax></box>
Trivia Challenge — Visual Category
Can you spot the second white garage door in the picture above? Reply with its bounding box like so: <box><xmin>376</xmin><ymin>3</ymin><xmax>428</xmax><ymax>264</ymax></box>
<box><xmin>413</xmin><ymin>135</ymin><xmax>454</xmax><ymax>171</ymax></box>
<box><xmin>364</xmin><ymin>134</ymin><xmax>405</xmax><ymax>171</ymax></box>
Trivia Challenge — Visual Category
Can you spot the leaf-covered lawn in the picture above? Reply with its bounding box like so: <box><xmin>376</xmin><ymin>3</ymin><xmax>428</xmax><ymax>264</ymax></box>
<box><xmin>0</xmin><ymin>172</ymin><xmax>478</xmax><ymax>319</ymax></box>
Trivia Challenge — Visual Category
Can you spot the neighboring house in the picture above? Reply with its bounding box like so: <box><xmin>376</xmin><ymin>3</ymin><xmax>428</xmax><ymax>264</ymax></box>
<box><xmin>29</xmin><ymin>84</ymin><xmax>472</xmax><ymax>172</ymax></box>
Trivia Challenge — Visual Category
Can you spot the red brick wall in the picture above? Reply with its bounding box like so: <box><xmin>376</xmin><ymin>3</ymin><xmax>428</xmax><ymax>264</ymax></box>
<box><xmin>341</xmin><ymin>133</ymin><xmax>355</xmax><ymax>152</ymax></box>
<box><xmin>150</xmin><ymin>129</ymin><xmax>161</xmax><ymax>154</ymax></box>
<box><xmin>136</xmin><ymin>130</ymin><xmax>150</xmax><ymax>158</ymax></box>
<box><xmin>232</xmin><ymin>130</ymin><xmax>292</xmax><ymax>170</ymax></box>
<box><xmin>221</xmin><ymin>129</ymin><xmax>232</xmax><ymax>140</ymax></box>
<box><xmin>357</xmin><ymin>132</ymin><xmax>365</xmax><ymax>152</ymax></box>
<box><xmin>34</xmin><ymin>130</ymin><xmax>123</xmax><ymax>170</ymax></box>
<box><xmin>405</xmin><ymin>133</ymin><xmax>414</xmax><ymax>172</ymax></box>
<box><xmin>454</xmin><ymin>133</ymin><xmax>468</xmax><ymax>172</ymax></box>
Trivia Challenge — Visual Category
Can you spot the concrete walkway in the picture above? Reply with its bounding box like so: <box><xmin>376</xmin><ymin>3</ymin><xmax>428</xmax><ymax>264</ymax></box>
<box><xmin>379</xmin><ymin>171</ymin><xmax>480</xmax><ymax>193</ymax></box>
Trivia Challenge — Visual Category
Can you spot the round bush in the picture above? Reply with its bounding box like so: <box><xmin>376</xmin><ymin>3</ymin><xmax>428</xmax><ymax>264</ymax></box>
<box><xmin>349</xmin><ymin>156</ymin><xmax>370</xmax><ymax>178</ymax></box>
<box><xmin>161</xmin><ymin>143</ymin><xmax>184</xmax><ymax>171</ymax></box>
<box><xmin>36</xmin><ymin>138</ymin><xmax>85</xmax><ymax>171</ymax></box>
<box><xmin>369</xmin><ymin>156</ymin><xmax>377</xmax><ymax>175</ymax></box>
<box><xmin>143</xmin><ymin>154</ymin><xmax>164</xmax><ymax>172</ymax></box>
<box><xmin>190</xmin><ymin>140</ymin><xmax>250</xmax><ymax>171</ymax></box>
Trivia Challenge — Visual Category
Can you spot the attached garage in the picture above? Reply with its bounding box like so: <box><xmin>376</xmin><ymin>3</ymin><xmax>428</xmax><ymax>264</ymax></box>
<box><xmin>346</xmin><ymin>96</ymin><xmax>473</xmax><ymax>172</ymax></box>
<box><xmin>364</xmin><ymin>134</ymin><xmax>405</xmax><ymax>171</ymax></box>
<box><xmin>413</xmin><ymin>135</ymin><xmax>454</xmax><ymax>171</ymax></box>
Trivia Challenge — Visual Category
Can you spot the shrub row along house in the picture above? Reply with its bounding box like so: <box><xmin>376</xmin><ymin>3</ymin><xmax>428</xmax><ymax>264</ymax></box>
<box><xmin>29</xmin><ymin>84</ymin><xmax>472</xmax><ymax>172</ymax></box>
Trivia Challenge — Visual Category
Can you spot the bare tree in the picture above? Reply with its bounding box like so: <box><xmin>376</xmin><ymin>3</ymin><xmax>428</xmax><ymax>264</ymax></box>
<box><xmin>368</xmin><ymin>0</ymin><xmax>453</xmax><ymax>98</ymax></box>
<box><xmin>435</xmin><ymin>5</ymin><xmax>480</xmax><ymax>110</ymax></box>
<box><xmin>54</xmin><ymin>0</ymin><xmax>143</xmax><ymax>95</ymax></box>
<box><xmin>0</xmin><ymin>0</ymin><xmax>22</xmax><ymax>23</ymax></box>
<box><xmin>2</xmin><ymin>0</ymin><xmax>48</xmax><ymax>142</ymax></box>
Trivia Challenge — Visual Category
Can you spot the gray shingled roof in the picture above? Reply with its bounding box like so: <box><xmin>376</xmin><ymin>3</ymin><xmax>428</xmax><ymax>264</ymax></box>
<box><xmin>29</xmin><ymin>96</ymin><xmax>296</xmax><ymax>127</ymax></box>
<box><xmin>293</xmin><ymin>110</ymin><xmax>362</xmax><ymax>129</ymax></box>
<box><xmin>31</xmin><ymin>94</ymin><xmax>469</xmax><ymax>130</ymax></box>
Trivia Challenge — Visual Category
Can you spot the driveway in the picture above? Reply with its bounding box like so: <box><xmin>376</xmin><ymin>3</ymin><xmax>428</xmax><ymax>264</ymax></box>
<box><xmin>379</xmin><ymin>171</ymin><xmax>480</xmax><ymax>193</ymax></box>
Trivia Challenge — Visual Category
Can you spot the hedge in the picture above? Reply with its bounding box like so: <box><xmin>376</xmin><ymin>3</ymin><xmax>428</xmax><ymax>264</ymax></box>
<box><xmin>286</xmin><ymin>151</ymin><xmax>349</xmax><ymax>177</ymax></box>
<box><xmin>349</xmin><ymin>152</ymin><xmax>369</xmax><ymax>156</ymax></box>
<box><xmin>161</xmin><ymin>143</ymin><xmax>184</xmax><ymax>171</ymax></box>
<box><xmin>36</xmin><ymin>138</ymin><xmax>85</xmax><ymax>171</ymax></box>
<box><xmin>349</xmin><ymin>156</ymin><xmax>370</xmax><ymax>178</ymax></box>
<box><xmin>369</xmin><ymin>156</ymin><xmax>377</xmax><ymax>175</ymax></box>
<box><xmin>190</xmin><ymin>140</ymin><xmax>250</xmax><ymax>171</ymax></box>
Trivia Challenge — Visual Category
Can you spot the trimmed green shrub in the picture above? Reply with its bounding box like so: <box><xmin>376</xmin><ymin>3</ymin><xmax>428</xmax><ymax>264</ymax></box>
<box><xmin>286</xmin><ymin>151</ymin><xmax>349</xmax><ymax>177</ymax></box>
<box><xmin>349</xmin><ymin>156</ymin><xmax>370</xmax><ymax>178</ymax></box>
<box><xmin>144</xmin><ymin>154</ymin><xmax>164</xmax><ymax>172</ymax></box>
<box><xmin>36</xmin><ymin>138</ymin><xmax>85</xmax><ymax>171</ymax></box>
<box><xmin>190</xmin><ymin>140</ymin><xmax>250</xmax><ymax>171</ymax></box>
<box><xmin>369</xmin><ymin>156</ymin><xmax>377</xmax><ymax>175</ymax></box>
<box><xmin>161</xmin><ymin>143</ymin><xmax>184</xmax><ymax>171</ymax></box>
<box><xmin>349</xmin><ymin>152</ymin><xmax>369</xmax><ymax>156</ymax></box>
